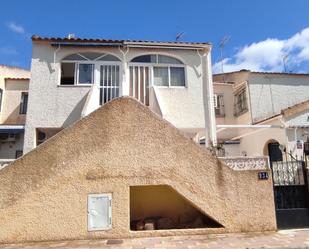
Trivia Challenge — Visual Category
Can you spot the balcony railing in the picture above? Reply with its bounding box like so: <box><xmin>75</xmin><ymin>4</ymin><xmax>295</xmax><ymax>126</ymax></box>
<box><xmin>219</xmin><ymin>156</ymin><xmax>269</xmax><ymax>170</ymax></box>
<box><xmin>0</xmin><ymin>159</ymin><xmax>15</xmax><ymax>170</ymax></box>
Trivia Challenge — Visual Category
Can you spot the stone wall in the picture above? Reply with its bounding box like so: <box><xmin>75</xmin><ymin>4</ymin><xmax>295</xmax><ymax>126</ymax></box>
<box><xmin>0</xmin><ymin>97</ymin><xmax>276</xmax><ymax>243</ymax></box>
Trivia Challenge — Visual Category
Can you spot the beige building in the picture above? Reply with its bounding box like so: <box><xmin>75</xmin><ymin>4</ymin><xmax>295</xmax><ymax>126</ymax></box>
<box><xmin>213</xmin><ymin>70</ymin><xmax>309</xmax><ymax>159</ymax></box>
<box><xmin>0</xmin><ymin>97</ymin><xmax>276</xmax><ymax>244</ymax></box>
<box><xmin>0</xmin><ymin>65</ymin><xmax>30</xmax><ymax>166</ymax></box>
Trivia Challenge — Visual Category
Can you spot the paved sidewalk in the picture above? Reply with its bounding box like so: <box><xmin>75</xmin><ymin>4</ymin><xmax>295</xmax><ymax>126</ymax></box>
<box><xmin>1</xmin><ymin>229</ymin><xmax>309</xmax><ymax>249</ymax></box>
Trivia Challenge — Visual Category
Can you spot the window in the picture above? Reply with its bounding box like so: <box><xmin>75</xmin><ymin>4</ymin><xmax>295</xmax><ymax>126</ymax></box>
<box><xmin>170</xmin><ymin>67</ymin><xmax>185</xmax><ymax>86</ymax></box>
<box><xmin>61</xmin><ymin>63</ymin><xmax>75</xmax><ymax>85</ymax></box>
<box><xmin>0</xmin><ymin>88</ymin><xmax>2</xmax><ymax>112</ymax></box>
<box><xmin>214</xmin><ymin>94</ymin><xmax>225</xmax><ymax>117</ymax></box>
<box><xmin>130</xmin><ymin>54</ymin><xmax>185</xmax><ymax>87</ymax></box>
<box><xmin>88</xmin><ymin>194</ymin><xmax>112</xmax><ymax>231</ymax></box>
<box><xmin>234</xmin><ymin>88</ymin><xmax>248</xmax><ymax>116</ymax></box>
<box><xmin>19</xmin><ymin>92</ymin><xmax>28</xmax><ymax>114</ymax></box>
<box><xmin>60</xmin><ymin>53</ymin><xmax>120</xmax><ymax>86</ymax></box>
<box><xmin>78</xmin><ymin>64</ymin><xmax>94</xmax><ymax>84</ymax></box>
<box><xmin>154</xmin><ymin>67</ymin><xmax>169</xmax><ymax>86</ymax></box>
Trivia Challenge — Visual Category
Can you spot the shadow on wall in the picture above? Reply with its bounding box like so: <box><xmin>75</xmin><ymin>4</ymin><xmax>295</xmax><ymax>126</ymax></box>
<box><xmin>62</xmin><ymin>93</ymin><xmax>89</xmax><ymax>128</ymax></box>
<box><xmin>2</xmin><ymin>106</ymin><xmax>25</xmax><ymax>125</ymax></box>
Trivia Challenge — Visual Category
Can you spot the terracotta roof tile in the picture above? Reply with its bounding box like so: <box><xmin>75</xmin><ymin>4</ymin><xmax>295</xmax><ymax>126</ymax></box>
<box><xmin>214</xmin><ymin>69</ymin><xmax>309</xmax><ymax>76</ymax></box>
<box><xmin>0</xmin><ymin>64</ymin><xmax>30</xmax><ymax>71</ymax></box>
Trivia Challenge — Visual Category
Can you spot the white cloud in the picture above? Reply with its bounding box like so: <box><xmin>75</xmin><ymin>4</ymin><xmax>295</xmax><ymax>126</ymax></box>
<box><xmin>5</xmin><ymin>21</ymin><xmax>25</xmax><ymax>34</ymax></box>
<box><xmin>213</xmin><ymin>27</ymin><xmax>309</xmax><ymax>73</ymax></box>
<box><xmin>0</xmin><ymin>47</ymin><xmax>17</xmax><ymax>55</ymax></box>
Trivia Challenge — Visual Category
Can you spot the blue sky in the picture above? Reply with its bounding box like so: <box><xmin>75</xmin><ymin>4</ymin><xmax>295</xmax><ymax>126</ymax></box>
<box><xmin>1</xmin><ymin>0</ymin><xmax>309</xmax><ymax>73</ymax></box>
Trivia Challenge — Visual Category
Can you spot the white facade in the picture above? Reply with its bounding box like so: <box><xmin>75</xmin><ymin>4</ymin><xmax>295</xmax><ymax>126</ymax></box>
<box><xmin>248</xmin><ymin>74</ymin><xmax>309</xmax><ymax>123</ymax></box>
<box><xmin>24</xmin><ymin>37</ymin><xmax>216</xmax><ymax>152</ymax></box>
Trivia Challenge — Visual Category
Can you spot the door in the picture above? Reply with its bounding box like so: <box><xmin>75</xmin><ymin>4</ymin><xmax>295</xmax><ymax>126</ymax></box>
<box><xmin>88</xmin><ymin>194</ymin><xmax>112</xmax><ymax>231</ymax></box>
<box><xmin>268</xmin><ymin>142</ymin><xmax>283</xmax><ymax>162</ymax></box>
<box><xmin>129</xmin><ymin>66</ymin><xmax>150</xmax><ymax>106</ymax></box>
<box><xmin>99</xmin><ymin>65</ymin><xmax>120</xmax><ymax>105</ymax></box>
<box><xmin>269</xmin><ymin>143</ymin><xmax>309</xmax><ymax>228</ymax></box>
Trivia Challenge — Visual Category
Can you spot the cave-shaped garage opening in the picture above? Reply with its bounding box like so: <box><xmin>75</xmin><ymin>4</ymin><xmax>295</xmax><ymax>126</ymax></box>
<box><xmin>130</xmin><ymin>185</ymin><xmax>223</xmax><ymax>231</ymax></box>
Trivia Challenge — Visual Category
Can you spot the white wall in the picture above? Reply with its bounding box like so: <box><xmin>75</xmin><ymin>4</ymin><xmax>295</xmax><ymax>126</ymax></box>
<box><xmin>24</xmin><ymin>43</ymin><xmax>211</xmax><ymax>152</ymax></box>
<box><xmin>248</xmin><ymin>74</ymin><xmax>309</xmax><ymax>122</ymax></box>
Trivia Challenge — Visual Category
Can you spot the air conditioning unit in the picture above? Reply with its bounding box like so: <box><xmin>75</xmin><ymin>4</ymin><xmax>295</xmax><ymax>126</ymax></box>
<box><xmin>0</xmin><ymin>133</ymin><xmax>17</xmax><ymax>143</ymax></box>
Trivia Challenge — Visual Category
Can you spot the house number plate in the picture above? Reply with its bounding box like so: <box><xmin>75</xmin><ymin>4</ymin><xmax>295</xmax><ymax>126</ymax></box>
<box><xmin>258</xmin><ymin>171</ymin><xmax>269</xmax><ymax>180</ymax></box>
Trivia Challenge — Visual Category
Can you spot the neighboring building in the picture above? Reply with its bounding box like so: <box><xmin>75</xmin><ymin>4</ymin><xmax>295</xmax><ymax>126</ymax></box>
<box><xmin>0</xmin><ymin>65</ymin><xmax>30</xmax><ymax>166</ymax></box>
<box><xmin>23</xmin><ymin>35</ymin><xmax>217</xmax><ymax>153</ymax></box>
<box><xmin>212</xmin><ymin>70</ymin><xmax>309</xmax><ymax>159</ymax></box>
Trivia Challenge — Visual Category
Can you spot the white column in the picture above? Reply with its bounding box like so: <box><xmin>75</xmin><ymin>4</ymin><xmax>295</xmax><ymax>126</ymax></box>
<box><xmin>203</xmin><ymin>48</ymin><xmax>217</xmax><ymax>147</ymax></box>
<box><xmin>121</xmin><ymin>48</ymin><xmax>130</xmax><ymax>96</ymax></box>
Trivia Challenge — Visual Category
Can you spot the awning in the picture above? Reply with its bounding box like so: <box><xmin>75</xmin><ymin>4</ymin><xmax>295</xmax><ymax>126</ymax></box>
<box><xmin>0</xmin><ymin>125</ymin><xmax>25</xmax><ymax>134</ymax></box>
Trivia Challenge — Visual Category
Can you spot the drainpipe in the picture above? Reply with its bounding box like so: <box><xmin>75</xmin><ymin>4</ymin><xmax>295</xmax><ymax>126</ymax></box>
<box><xmin>198</xmin><ymin>48</ymin><xmax>217</xmax><ymax>147</ymax></box>
<box><xmin>53</xmin><ymin>44</ymin><xmax>61</xmax><ymax>65</ymax></box>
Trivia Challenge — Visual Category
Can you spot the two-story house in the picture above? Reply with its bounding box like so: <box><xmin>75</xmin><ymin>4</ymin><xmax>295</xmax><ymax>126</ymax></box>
<box><xmin>0</xmin><ymin>65</ymin><xmax>30</xmax><ymax>167</ymax></box>
<box><xmin>212</xmin><ymin>70</ymin><xmax>309</xmax><ymax>159</ymax></box>
<box><xmin>23</xmin><ymin>35</ymin><xmax>217</xmax><ymax>153</ymax></box>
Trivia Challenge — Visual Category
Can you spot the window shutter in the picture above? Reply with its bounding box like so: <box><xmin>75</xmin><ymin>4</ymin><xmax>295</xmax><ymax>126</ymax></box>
<box><xmin>88</xmin><ymin>194</ymin><xmax>112</xmax><ymax>231</ymax></box>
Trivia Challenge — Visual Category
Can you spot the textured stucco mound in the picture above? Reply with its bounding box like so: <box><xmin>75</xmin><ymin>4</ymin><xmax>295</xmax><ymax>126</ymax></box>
<box><xmin>0</xmin><ymin>97</ymin><xmax>276</xmax><ymax>243</ymax></box>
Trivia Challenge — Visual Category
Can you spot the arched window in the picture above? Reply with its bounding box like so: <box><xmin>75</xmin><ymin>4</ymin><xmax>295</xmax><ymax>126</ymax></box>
<box><xmin>60</xmin><ymin>52</ymin><xmax>120</xmax><ymax>85</ymax></box>
<box><xmin>131</xmin><ymin>54</ymin><xmax>183</xmax><ymax>65</ymax></box>
<box><xmin>130</xmin><ymin>54</ymin><xmax>185</xmax><ymax>88</ymax></box>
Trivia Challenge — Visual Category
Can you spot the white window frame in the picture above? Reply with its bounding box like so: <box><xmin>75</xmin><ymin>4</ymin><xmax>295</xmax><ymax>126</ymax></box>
<box><xmin>87</xmin><ymin>193</ymin><xmax>112</xmax><ymax>231</ymax></box>
<box><xmin>76</xmin><ymin>62</ymin><xmax>95</xmax><ymax>86</ymax></box>
<box><xmin>214</xmin><ymin>93</ymin><xmax>225</xmax><ymax>117</ymax></box>
<box><xmin>129</xmin><ymin>62</ymin><xmax>187</xmax><ymax>88</ymax></box>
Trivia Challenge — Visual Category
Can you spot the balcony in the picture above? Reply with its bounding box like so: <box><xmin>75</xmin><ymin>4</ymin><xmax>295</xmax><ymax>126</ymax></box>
<box><xmin>218</xmin><ymin>156</ymin><xmax>269</xmax><ymax>170</ymax></box>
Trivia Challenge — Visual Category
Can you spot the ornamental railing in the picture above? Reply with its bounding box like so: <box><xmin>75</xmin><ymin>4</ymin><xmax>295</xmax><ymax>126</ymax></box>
<box><xmin>219</xmin><ymin>156</ymin><xmax>270</xmax><ymax>170</ymax></box>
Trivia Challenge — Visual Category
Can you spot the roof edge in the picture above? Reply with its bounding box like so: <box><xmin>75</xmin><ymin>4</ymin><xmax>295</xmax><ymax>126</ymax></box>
<box><xmin>31</xmin><ymin>35</ymin><xmax>211</xmax><ymax>49</ymax></box>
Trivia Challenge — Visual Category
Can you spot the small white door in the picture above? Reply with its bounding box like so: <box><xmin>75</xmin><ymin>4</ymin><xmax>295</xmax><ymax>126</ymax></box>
<box><xmin>88</xmin><ymin>193</ymin><xmax>112</xmax><ymax>231</ymax></box>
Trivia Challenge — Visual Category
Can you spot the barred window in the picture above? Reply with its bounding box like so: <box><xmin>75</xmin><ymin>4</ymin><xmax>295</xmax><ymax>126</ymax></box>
<box><xmin>234</xmin><ymin>88</ymin><xmax>248</xmax><ymax>116</ymax></box>
<box><xmin>214</xmin><ymin>94</ymin><xmax>225</xmax><ymax>117</ymax></box>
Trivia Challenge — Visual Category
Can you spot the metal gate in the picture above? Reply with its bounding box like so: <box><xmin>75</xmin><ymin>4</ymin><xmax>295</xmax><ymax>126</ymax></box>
<box><xmin>269</xmin><ymin>144</ymin><xmax>309</xmax><ymax>228</ymax></box>
<box><xmin>129</xmin><ymin>66</ymin><xmax>150</xmax><ymax>106</ymax></box>
<box><xmin>99</xmin><ymin>65</ymin><xmax>120</xmax><ymax>105</ymax></box>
